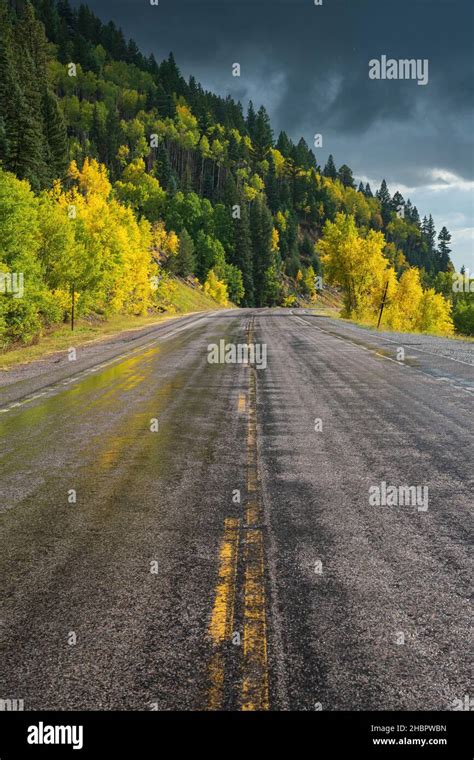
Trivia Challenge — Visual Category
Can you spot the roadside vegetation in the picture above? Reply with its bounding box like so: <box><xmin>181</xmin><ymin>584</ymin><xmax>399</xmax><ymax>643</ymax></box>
<box><xmin>0</xmin><ymin>0</ymin><xmax>472</xmax><ymax>351</ymax></box>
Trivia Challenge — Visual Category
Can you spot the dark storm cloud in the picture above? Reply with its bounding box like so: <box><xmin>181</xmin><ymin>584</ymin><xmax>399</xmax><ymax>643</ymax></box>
<box><xmin>71</xmin><ymin>0</ymin><xmax>473</xmax><ymax>187</ymax></box>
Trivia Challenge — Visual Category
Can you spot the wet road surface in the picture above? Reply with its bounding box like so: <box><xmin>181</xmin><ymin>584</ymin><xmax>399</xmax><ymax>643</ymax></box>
<box><xmin>0</xmin><ymin>310</ymin><xmax>472</xmax><ymax>710</ymax></box>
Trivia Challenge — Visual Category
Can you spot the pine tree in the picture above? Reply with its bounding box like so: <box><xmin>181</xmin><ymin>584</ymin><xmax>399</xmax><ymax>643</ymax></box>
<box><xmin>376</xmin><ymin>179</ymin><xmax>392</xmax><ymax>227</ymax></box>
<box><xmin>293</xmin><ymin>138</ymin><xmax>315</xmax><ymax>170</ymax></box>
<box><xmin>33</xmin><ymin>0</ymin><xmax>60</xmax><ymax>42</ymax></box>
<box><xmin>323</xmin><ymin>154</ymin><xmax>337</xmax><ymax>180</ymax></box>
<box><xmin>0</xmin><ymin>113</ymin><xmax>7</xmax><ymax>158</ymax></box>
<box><xmin>365</xmin><ymin>182</ymin><xmax>373</xmax><ymax>197</ymax></box>
<box><xmin>42</xmin><ymin>87</ymin><xmax>68</xmax><ymax>178</ymax></box>
<box><xmin>127</xmin><ymin>39</ymin><xmax>142</xmax><ymax>67</ymax></box>
<box><xmin>246</xmin><ymin>100</ymin><xmax>256</xmax><ymax>140</ymax></box>
<box><xmin>404</xmin><ymin>199</ymin><xmax>413</xmax><ymax>221</ymax></box>
<box><xmin>8</xmin><ymin>1</ymin><xmax>53</xmax><ymax>187</ymax></box>
<box><xmin>6</xmin><ymin>61</ymin><xmax>47</xmax><ymax>189</ymax></box>
<box><xmin>155</xmin><ymin>143</ymin><xmax>175</xmax><ymax>191</ymax></box>
<box><xmin>90</xmin><ymin>103</ymin><xmax>107</xmax><ymax>163</ymax></box>
<box><xmin>159</xmin><ymin>52</ymin><xmax>185</xmax><ymax>98</ymax></box>
<box><xmin>437</xmin><ymin>226</ymin><xmax>451</xmax><ymax>272</ymax></box>
<box><xmin>422</xmin><ymin>214</ymin><xmax>436</xmax><ymax>254</ymax></box>
<box><xmin>104</xmin><ymin>107</ymin><xmax>122</xmax><ymax>178</ymax></box>
<box><xmin>338</xmin><ymin>164</ymin><xmax>355</xmax><ymax>188</ymax></box>
<box><xmin>0</xmin><ymin>3</ymin><xmax>16</xmax><ymax>166</ymax></box>
<box><xmin>170</xmin><ymin>228</ymin><xmax>195</xmax><ymax>277</ymax></box>
<box><xmin>234</xmin><ymin>195</ymin><xmax>254</xmax><ymax>306</ymax></box>
<box><xmin>252</xmin><ymin>105</ymin><xmax>273</xmax><ymax>162</ymax></box>
<box><xmin>420</xmin><ymin>214</ymin><xmax>437</xmax><ymax>273</ymax></box>
<box><xmin>250</xmin><ymin>196</ymin><xmax>273</xmax><ymax>307</ymax></box>
<box><xmin>276</xmin><ymin>130</ymin><xmax>293</xmax><ymax>158</ymax></box>
<box><xmin>391</xmin><ymin>191</ymin><xmax>405</xmax><ymax>216</ymax></box>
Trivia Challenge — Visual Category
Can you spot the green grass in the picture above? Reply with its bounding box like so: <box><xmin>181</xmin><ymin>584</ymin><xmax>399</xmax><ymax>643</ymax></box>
<box><xmin>332</xmin><ymin>314</ymin><xmax>474</xmax><ymax>341</ymax></box>
<box><xmin>0</xmin><ymin>278</ymin><xmax>226</xmax><ymax>371</ymax></box>
<box><xmin>169</xmin><ymin>278</ymin><xmax>229</xmax><ymax>313</ymax></box>
<box><xmin>305</xmin><ymin>299</ymin><xmax>474</xmax><ymax>341</ymax></box>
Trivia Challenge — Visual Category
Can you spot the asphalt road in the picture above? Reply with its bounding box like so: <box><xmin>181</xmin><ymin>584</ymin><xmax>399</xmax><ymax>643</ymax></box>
<box><xmin>0</xmin><ymin>310</ymin><xmax>472</xmax><ymax>711</ymax></box>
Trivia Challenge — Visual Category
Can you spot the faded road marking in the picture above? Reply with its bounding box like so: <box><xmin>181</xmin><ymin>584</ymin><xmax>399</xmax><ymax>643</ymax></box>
<box><xmin>241</xmin><ymin>325</ymin><xmax>269</xmax><ymax>710</ymax></box>
<box><xmin>207</xmin><ymin>517</ymin><xmax>239</xmax><ymax>709</ymax></box>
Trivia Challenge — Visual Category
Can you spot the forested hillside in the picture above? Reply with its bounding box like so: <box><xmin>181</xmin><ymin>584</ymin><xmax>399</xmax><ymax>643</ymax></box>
<box><xmin>0</xmin><ymin>0</ymin><xmax>472</xmax><ymax>347</ymax></box>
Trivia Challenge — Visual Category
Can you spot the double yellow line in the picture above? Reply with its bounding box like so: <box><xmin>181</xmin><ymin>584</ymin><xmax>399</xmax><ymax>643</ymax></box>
<box><xmin>207</xmin><ymin>517</ymin><xmax>240</xmax><ymax>710</ymax></box>
<box><xmin>207</xmin><ymin>322</ymin><xmax>269</xmax><ymax>711</ymax></box>
<box><xmin>241</xmin><ymin>367</ymin><xmax>269</xmax><ymax>711</ymax></box>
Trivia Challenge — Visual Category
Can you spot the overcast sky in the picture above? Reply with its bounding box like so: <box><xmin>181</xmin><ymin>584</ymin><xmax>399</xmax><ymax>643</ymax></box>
<box><xmin>72</xmin><ymin>0</ymin><xmax>473</xmax><ymax>270</ymax></box>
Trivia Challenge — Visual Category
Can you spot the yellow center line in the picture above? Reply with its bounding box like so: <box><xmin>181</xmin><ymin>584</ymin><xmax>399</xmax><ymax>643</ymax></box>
<box><xmin>241</xmin><ymin>528</ymin><xmax>269</xmax><ymax>710</ymax></box>
<box><xmin>206</xmin><ymin>318</ymin><xmax>270</xmax><ymax>711</ymax></box>
<box><xmin>241</xmin><ymin>342</ymin><xmax>270</xmax><ymax>710</ymax></box>
<box><xmin>207</xmin><ymin>517</ymin><xmax>240</xmax><ymax>709</ymax></box>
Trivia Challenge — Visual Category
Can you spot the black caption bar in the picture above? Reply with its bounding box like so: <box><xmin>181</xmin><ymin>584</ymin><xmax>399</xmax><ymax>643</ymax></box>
<box><xmin>0</xmin><ymin>711</ymin><xmax>471</xmax><ymax>758</ymax></box>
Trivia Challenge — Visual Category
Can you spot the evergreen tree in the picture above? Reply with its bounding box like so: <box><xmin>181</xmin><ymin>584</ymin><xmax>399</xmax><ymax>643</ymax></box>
<box><xmin>126</xmin><ymin>38</ymin><xmax>142</xmax><ymax>66</ymax></box>
<box><xmin>250</xmin><ymin>196</ymin><xmax>273</xmax><ymax>306</ymax></box>
<box><xmin>155</xmin><ymin>143</ymin><xmax>175</xmax><ymax>191</ymax></box>
<box><xmin>391</xmin><ymin>191</ymin><xmax>405</xmax><ymax>217</ymax></box>
<box><xmin>276</xmin><ymin>130</ymin><xmax>293</xmax><ymax>158</ymax></box>
<box><xmin>159</xmin><ymin>52</ymin><xmax>185</xmax><ymax>98</ymax></box>
<box><xmin>0</xmin><ymin>113</ymin><xmax>7</xmax><ymax>157</ymax></box>
<box><xmin>404</xmin><ymin>199</ymin><xmax>413</xmax><ymax>221</ymax></box>
<box><xmin>246</xmin><ymin>100</ymin><xmax>256</xmax><ymax>140</ymax></box>
<box><xmin>338</xmin><ymin>164</ymin><xmax>355</xmax><ymax>188</ymax></box>
<box><xmin>422</xmin><ymin>214</ymin><xmax>436</xmax><ymax>255</ymax></box>
<box><xmin>33</xmin><ymin>0</ymin><xmax>60</xmax><ymax>42</ymax></box>
<box><xmin>437</xmin><ymin>226</ymin><xmax>451</xmax><ymax>272</ymax></box>
<box><xmin>5</xmin><ymin>57</ymin><xmax>47</xmax><ymax>189</ymax></box>
<box><xmin>420</xmin><ymin>214</ymin><xmax>437</xmax><ymax>273</ymax></box>
<box><xmin>323</xmin><ymin>154</ymin><xmax>337</xmax><ymax>180</ymax></box>
<box><xmin>293</xmin><ymin>138</ymin><xmax>315</xmax><ymax>170</ymax></box>
<box><xmin>251</xmin><ymin>105</ymin><xmax>273</xmax><ymax>161</ymax></box>
<box><xmin>104</xmin><ymin>106</ymin><xmax>122</xmax><ymax>178</ymax></box>
<box><xmin>376</xmin><ymin>179</ymin><xmax>392</xmax><ymax>227</ymax></box>
<box><xmin>42</xmin><ymin>87</ymin><xmax>68</xmax><ymax>178</ymax></box>
<box><xmin>411</xmin><ymin>205</ymin><xmax>421</xmax><ymax>226</ymax></box>
<box><xmin>233</xmin><ymin>196</ymin><xmax>254</xmax><ymax>306</ymax></box>
<box><xmin>0</xmin><ymin>0</ymin><xmax>69</xmax><ymax>188</ymax></box>
<box><xmin>170</xmin><ymin>227</ymin><xmax>195</xmax><ymax>277</ymax></box>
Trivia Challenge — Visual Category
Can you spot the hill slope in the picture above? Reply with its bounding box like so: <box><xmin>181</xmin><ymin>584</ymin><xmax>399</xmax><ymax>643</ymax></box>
<box><xmin>0</xmin><ymin>0</ymin><xmax>472</xmax><ymax>343</ymax></box>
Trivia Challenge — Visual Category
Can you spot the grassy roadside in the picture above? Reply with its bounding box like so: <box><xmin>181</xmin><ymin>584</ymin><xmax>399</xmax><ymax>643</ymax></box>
<box><xmin>313</xmin><ymin>310</ymin><xmax>474</xmax><ymax>342</ymax></box>
<box><xmin>304</xmin><ymin>289</ymin><xmax>473</xmax><ymax>341</ymax></box>
<box><xmin>0</xmin><ymin>279</ymin><xmax>226</xmax><ymax>372</ymax></box>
